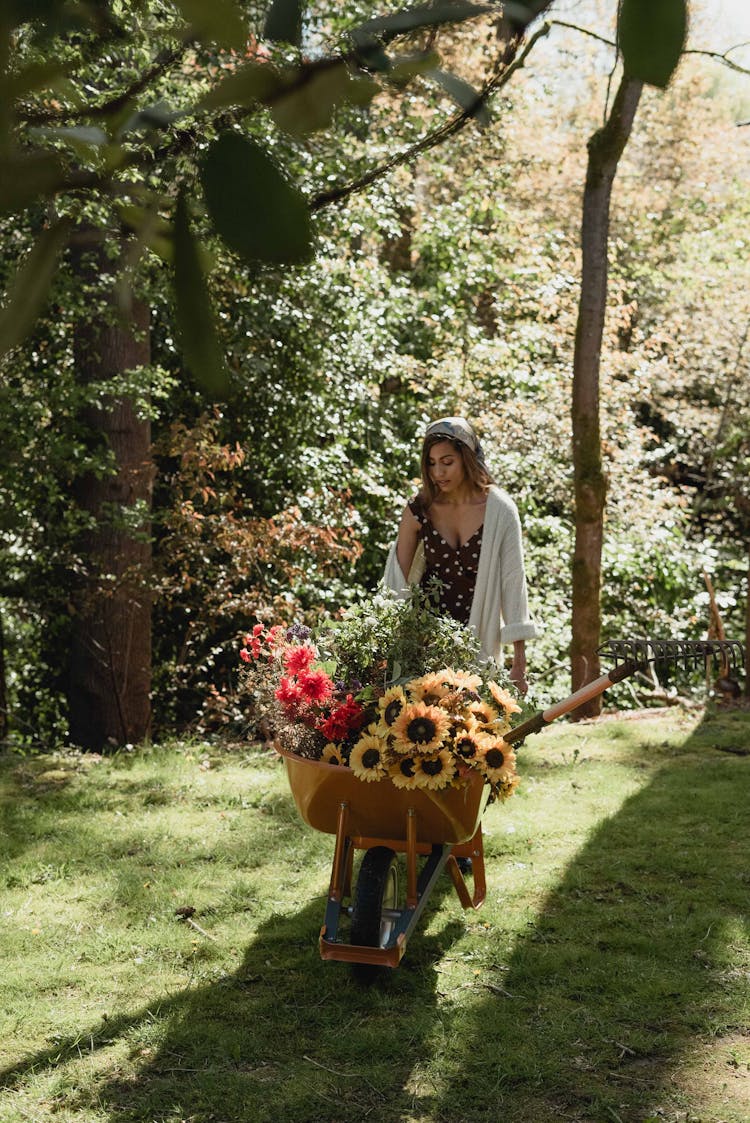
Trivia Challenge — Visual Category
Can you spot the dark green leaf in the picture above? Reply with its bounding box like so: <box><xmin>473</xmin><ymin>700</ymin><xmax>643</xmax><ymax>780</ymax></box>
<box><xmin>263</xmin><ymin>0</ymin><xmax>304</xmax><ymax>46</ymax></box>
<box><xmin>119</xmin><ymin>205</ymin><xmax>175</xmax><ymax>263</ymax></box>
<box><xmin>119</xmin><ymin>101</ymin><xmax>181</xmax><ymax>135</ymax></box>
<box><xmin>200</xmin><ymin>133</ymin><xmax>312</xmax><ymax>265</ymax></box>
<box><xmin>271</xmin><ymin>62</ymin><xmax>375</xmax><ymax>136</ymax></box>
<box><xmin>618</xmin><ymin>0</ymin><xmax>688</xmax><ymax>89</ymax></box>
<box><xmin>386</xmin><ymin>49</ymin><xmax>440</xmax><ymax>85</ymax></box>
<box><xmin>33</xmin><ymin>124</ymin><xmax>109</xmax><ymax>153</ymax></box>
<box><xmin>0</xmin><ymin>150</ymin><xmax>65</xmax><ymax>215</ymax></box>
<box><xmin>352</xmin><ymin>2</ymin><xmax>487</xmax><ymax>45</ymax></box>
<box><xmin>424</xmin><ymin>67</ymin><xmax>490</xmax><ymax>126</ymax></box>
<box><xmin>198</xmin><ymin>62</ymin><xmax>282</xmax><ymax>111</ymax></box>
<box><xmin>3</xmin><ymin>60</ymin><xmax>67</xmax><ymax>99</ymax></box>
<box><xmin>172</xmin><ymin>0</ymin><xmax>248</xmax><ymax>50</ymax></box>
<box><xmin>0</xmin><ymin>217</ymin><xmax>71</xmax><ymax>361</ymax></box>
<box><xmin>173</xmin><ymin>191</ymin><xmax>231</xmax><ymax>397</ymax></box>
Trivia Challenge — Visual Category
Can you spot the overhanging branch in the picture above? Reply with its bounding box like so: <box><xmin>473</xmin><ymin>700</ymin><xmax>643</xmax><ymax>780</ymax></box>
<box><xmin>311</xmin><ymin>21</ymin><xmax>552</xmax><ymax>213</ymax></box>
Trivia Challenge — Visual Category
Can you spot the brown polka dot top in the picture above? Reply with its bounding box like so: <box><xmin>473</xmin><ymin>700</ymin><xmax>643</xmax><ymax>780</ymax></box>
<box><xmin>408</xmin><ymin>495</ymin><xmax>483</xmax><ymax>625</ymax></box>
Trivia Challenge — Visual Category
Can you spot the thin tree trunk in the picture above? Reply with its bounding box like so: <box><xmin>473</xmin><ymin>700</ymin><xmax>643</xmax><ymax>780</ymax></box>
<box><xmin>68</xmin><ymin>248</ymin><xmax>153</xmax><ymax>750</ymax></box>
<box><xmin>745</xmin><ymin>547</ymin><xmax>750</xmax><ymax>697</ymax></box>
<box><xmin>0</xmin><ymin>608</ymin><xmax>7</xmax><ymax>743</ymax></box>
<box><xmin>570</xmin><ymin>75</ymin><xmax>643</xmax><ymax>716</ymax></box>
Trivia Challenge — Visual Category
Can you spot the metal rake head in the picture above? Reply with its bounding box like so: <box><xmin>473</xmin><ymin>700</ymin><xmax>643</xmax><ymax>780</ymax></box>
<box><xmin>598</xmin><ymin>637</ymin><xmax>745</xmax><ymax>675</ymax></box>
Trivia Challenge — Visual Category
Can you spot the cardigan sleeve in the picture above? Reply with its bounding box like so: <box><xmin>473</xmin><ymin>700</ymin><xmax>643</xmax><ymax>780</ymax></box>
<box><xmin>496</xmin><ymin>494</ymin><xmax>537</xmax><ymax>645</ymax></box>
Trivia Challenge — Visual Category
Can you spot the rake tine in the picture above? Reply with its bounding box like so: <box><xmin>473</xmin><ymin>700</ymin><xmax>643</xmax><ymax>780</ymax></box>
<box><xmin>596</xmin><ymin>636</ymin><xmax>746</xmax><ymax>676</ymax></box>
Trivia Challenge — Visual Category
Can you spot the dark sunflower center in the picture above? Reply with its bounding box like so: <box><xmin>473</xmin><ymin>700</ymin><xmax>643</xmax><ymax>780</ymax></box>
<box><xmin>362</xmin><ymin>748</ymin><xmax>381</xmax><ymax>769</ymax></box>
<box><xmin>406</xmin><ymin>717</ymin><xmax>437</xmax><ymax>743</ymax></box>
<box><xmin>384</xmin><ymin>699</ymin><xmax>403</xmax><ymax>725</ymax></box>
<box><xmin>456</xmin><ymin>738</ymin><xmax>477</xmax><ymax>758</ymax></box>
<box><xmin>422</xmin><ymin>758</ymin><xmax>445</xmax><ymax>776</ymax></box>
<box><xmin>399</xmin><ymin>758</ymin><xmax>416</xmax><ymax>777</ymax></box>
<box><xmin>485</xmin><ymin>747</ymin><xmax>506</xmax><ymax>769</ymax></box>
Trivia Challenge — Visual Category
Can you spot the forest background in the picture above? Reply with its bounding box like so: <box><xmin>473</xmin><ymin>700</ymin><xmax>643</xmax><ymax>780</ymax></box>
<box><xmin>1</xmin><ymin>0</ymin><xmax>749</xmax><ymax>752</ymax></box>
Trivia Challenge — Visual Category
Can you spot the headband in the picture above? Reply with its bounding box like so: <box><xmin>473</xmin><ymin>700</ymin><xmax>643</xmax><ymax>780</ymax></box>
<box><xmin>423</xmin><ymin>416</ymin><xmax>487</xmax><ymax>468</ymax></box>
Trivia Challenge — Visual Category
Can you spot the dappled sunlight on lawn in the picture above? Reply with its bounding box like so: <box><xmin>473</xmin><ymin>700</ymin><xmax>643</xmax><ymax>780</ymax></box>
<box><xmin>1</xmin><ymin>711</ymin><xmax>747</xmax><ymax>1123</ymax></box>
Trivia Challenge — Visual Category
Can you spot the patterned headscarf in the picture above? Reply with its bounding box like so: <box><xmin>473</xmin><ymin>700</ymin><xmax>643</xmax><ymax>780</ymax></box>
<box><xmin>423</xmin><ymin>416</ymin><xmax>487</xmax><ymax>469</ymax></box>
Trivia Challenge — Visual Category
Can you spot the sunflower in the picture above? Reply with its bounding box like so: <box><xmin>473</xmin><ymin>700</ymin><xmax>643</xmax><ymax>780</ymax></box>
<box><xmin>391</xmin><ymin>700</ymin><xmax>450</xmax><ymax>754</ymax></box>
<box><xmin>377</xmin><ymin>685</ymin><xmax>407</xmax><ymax>734</ymax></box>
<box><xmin>469</xmin><ymin>698</ymin><xmax>501</xmax><ymax>727</ymax></box>
<box><xmin>406</xmin><ymin>671</ymin><xmax>455</xmax><ymax>704</ymax></box>
<box><xmin>389</xmin><ymin>754</ymin><xmax>421</xmax><ymax>789</ymax></box>
<box><xmin>349</xmin><ymin>734</ymin><xmax>389</xmax><ymax>782</ymax></box>
<box><xmin>451</xmin><ymin>670</ymin><xmax>483</xmax><ymax>692</ymax></box>
<box><xmin>488</xmin><ymin>681</ymin><xmax>522</xmax><ymax>716</ymax></box>
<box><xmin>453</xmin><ymin>728</ymin><xmax>484</xmax><ymax>764</ymax></box>
<box><xmin>435</xmin><ymin>689</ymin><xmax>470</xmax><ymax>716</ymax></box>
<box><xmin>495</xmin><ymin>773</ymin><xmax>521</xmax><ymax>800</ymax></box>
<box><xmin>321</xmin><ymin>743</ymin><xmax>345</xmax><ymax>766</ymax></box>
<box><xmin>418</xmin><ymin>750</ymin><xmax>457</xmax><ymax>790</ymax></box>
<box><xmin>477</xmin><ymin>738</ymin><xmax>517</xmax><ymax>782</ymax></box>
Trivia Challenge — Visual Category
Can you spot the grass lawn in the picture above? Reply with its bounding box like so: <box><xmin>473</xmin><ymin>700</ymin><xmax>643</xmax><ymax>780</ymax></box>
<box><xmin>1</xmin><ymin>706</ymin><xmax>749</xmax><ymax>1123</ymax></box>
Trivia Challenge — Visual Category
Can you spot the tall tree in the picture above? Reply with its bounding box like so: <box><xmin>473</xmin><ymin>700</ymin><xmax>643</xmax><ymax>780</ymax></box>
<box><xmin>570</xmin><ymin>73</ymin><xmax>643</xmax><ymax>713</ymax></box>
<box><xmin>68</xmin><ymin>244</ymin><xmax>152</xmax><ymax>749</ymax></box>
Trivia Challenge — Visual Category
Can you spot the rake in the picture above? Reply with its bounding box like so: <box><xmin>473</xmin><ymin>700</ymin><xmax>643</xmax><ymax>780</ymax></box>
<box><xmin>506</xmin><ymin>637</ymin><xmax>745</xmax><ymax>746</ymax></box>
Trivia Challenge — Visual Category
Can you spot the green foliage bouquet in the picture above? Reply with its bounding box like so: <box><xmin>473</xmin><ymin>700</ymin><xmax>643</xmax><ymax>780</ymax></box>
<box><xmin>240</xmin><ymin>586</ymin><xmax>523</xmax><ymax>800</ymax></box>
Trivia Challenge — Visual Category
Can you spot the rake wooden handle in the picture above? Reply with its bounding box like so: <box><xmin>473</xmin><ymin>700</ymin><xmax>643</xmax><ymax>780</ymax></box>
<box><xmin>506</xmin><ymin>660</ymin><xmax>640</xmax><ymax>745</ymax></box>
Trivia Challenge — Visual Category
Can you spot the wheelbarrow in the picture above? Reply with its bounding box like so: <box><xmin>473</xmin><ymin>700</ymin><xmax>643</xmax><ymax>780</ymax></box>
<box><xmin>275</xmin><ymin>637</ymin><xmax>744</xmax><ymax>971</ymax></box>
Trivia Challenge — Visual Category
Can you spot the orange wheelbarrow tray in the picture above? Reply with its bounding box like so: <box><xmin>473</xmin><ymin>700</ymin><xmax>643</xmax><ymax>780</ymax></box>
<box><xmin>275</xmin><ymin>746</ymin><xmax>490</xmax><ymax>970</ymax></box>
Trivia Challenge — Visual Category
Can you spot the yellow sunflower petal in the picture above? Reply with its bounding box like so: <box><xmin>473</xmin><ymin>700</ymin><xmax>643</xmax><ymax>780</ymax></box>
<box><xmin>470</xmin><ymin>699</ymin><xmax>500</xmax><ymax>727</ymax></box>
<box><xmin>321</xmin><ymin>743</ymin><xmax>345</xmax><ymax>766</ymax></box>
<box><xmin>451</xmin><ymin>670</ymin><xmax>483</xmax><ymax>691</ymax></box>
<box><xmin>488</xmin><ymin>681</ymin><xmax>522</xmax><ymax>715</ymax></box>
<box><xmin>477</xmin><ymin>738</ymin><xmax>517</xmax><ymax>782</ymax></box>
<box><xmin>418</xmin><ymin>750</ymin><xmax>456</xmax><ymax>790</ymax></box>
<box><xmin>453</xmin><ymin>729</ymin><xmax>484</xmax><ymax>763</ymax></box>
<box><xmin>407</xmin><ymin>671</ymin><xmax>456</xmax><ymax>703</ymax></box>
<box><xmin>391</xmin><ymin>700</ymin><xmax>450</xmax><ymax>754</ymax></box>
<box><xmin>349</xmin><ymin>734</ymin><xmax>388</xmax><ymax>782</ymax></box>
<box><xmin>378</xmin><ymin>685</ymin><xmax>407</xmax><ymax>729</ymax></box>
<box><xmin>389</xmin><ymin>755</ymin><xmax>421</xmax><ymax>789</ymax></box>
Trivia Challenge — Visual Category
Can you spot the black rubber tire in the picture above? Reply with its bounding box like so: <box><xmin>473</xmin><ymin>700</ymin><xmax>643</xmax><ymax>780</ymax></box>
<box><xmin>351</xmin><ymin>846</ymin><xmax>399</xmax><ymax>949</ymax></box>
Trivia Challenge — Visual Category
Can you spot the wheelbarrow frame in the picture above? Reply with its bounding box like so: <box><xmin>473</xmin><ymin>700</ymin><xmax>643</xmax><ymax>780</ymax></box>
<box><xmin>275</xmin><ymin>746</ymin><xmax>489</xmax><ymax>968</ymax></box>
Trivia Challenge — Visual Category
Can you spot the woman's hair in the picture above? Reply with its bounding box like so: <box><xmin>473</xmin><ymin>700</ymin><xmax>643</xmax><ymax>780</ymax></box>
<box><xmin>420</xmin><ymin>433</ymin><xmax>493</xmax><ymax>503</ymax></box>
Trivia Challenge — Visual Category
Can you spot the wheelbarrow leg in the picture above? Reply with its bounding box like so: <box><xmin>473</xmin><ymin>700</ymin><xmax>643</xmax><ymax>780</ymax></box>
<box><xmin>321</xmin><ymin>801</ymin><xmax>353</xmax><ymax>945</ymax></box>
<box><xmin>447</xmin><ymin>825</ymin><xmax>486</xmax><ymax>909</ymax></box>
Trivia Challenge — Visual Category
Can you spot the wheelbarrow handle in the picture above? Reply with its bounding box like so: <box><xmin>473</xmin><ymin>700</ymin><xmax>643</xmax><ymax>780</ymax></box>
<box><xmin>506</xmin><ymin>659</ymin><xmax>640</xmax><ymax>745</ymax></box>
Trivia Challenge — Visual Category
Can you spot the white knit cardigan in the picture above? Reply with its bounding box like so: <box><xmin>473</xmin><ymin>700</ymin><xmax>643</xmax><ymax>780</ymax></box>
<box><xmin>383</xmin><ymin>485</ymin><xmax>537</xmax><ymax>661</ymax></box>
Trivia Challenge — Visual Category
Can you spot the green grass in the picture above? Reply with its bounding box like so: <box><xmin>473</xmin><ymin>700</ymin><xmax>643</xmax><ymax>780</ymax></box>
<box><xmin>1</xmin><ymin>708</ymin><xmax>749</xmax><ymax>1123</ymax></box>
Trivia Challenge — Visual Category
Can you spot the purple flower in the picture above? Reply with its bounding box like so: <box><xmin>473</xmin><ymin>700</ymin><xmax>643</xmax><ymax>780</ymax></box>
<box><xmin>286</xmin><ymin>623</ymin><xmax>312</xmax><ymax>642</ymax></box>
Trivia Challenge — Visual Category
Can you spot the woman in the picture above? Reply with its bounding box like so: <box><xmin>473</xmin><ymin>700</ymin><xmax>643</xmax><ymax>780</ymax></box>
<box><xmin>384</xmin><ymin>416</ymin><xmax>536</xmax><ymax>693</ymax></box>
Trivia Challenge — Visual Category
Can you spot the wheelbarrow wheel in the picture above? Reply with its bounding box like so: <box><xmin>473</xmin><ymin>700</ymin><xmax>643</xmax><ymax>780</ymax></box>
<box><xmin>351</xmin><ymin>846</ymin><xmax>399</xmax><ymax>952</ymax></box>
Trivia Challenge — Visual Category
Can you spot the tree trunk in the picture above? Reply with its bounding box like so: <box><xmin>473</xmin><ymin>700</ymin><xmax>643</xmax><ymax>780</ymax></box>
<box><xmin>746</xmin><ymin>547</ymin><xmax>750</xmax><ymax>697</ymax></box>
<box><xmin>0</xmin><ymin>608</ymin><xmax>7</xmax><ymax>744</ymax></box>
<box><xmin>68</xmin><ymin>252</ymin><xmax>153</xmax><ymax>750</ymax></box>
<box><xmin>570</xmin><ymin>75</ymin><xmax>643</xmax><ymax>716</ymax></box>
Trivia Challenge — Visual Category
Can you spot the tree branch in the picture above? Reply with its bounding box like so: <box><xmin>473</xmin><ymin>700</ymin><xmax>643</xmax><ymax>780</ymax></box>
<box><xmin>310</xmin><ymin>20</ymin><xmax>553</xmax><ymax>213</ymax></box>
<box><xmin>16</xmin><ymin>42</ymin><xmax>189</xmax><ymax>126</ymax></box>
<box><xmin>682</xmin><ymin>47</ymin><xmax>750</xmax><ymax>76</ymax></box>
<box><xmin>549</xmin><ymin>19</ymin><xmax>750</xmax><ymax>78</ymax></box>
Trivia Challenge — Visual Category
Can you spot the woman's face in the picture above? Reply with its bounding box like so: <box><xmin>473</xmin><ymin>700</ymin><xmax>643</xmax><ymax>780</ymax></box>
<box><xmin>427</xmin><ymin>440</ymin><xmax>466</xmax><ymax>495</ymax></box>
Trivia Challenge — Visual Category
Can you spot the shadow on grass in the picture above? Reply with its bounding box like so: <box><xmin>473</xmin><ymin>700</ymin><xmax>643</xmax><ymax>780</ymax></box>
<box><xmin>2</xmin><ymin>711</ymin><xmax>748</xmax><ymax>1123</ymax></box>
<box><xmin>0</xmin><ymin>852</ymin><xmax>464</xmax><ymax>1123</ymax></box>
<box><xmin>418</xmin><ymin>709</ymin><xmax>750</xmax><ymax>1123</ymax></box>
